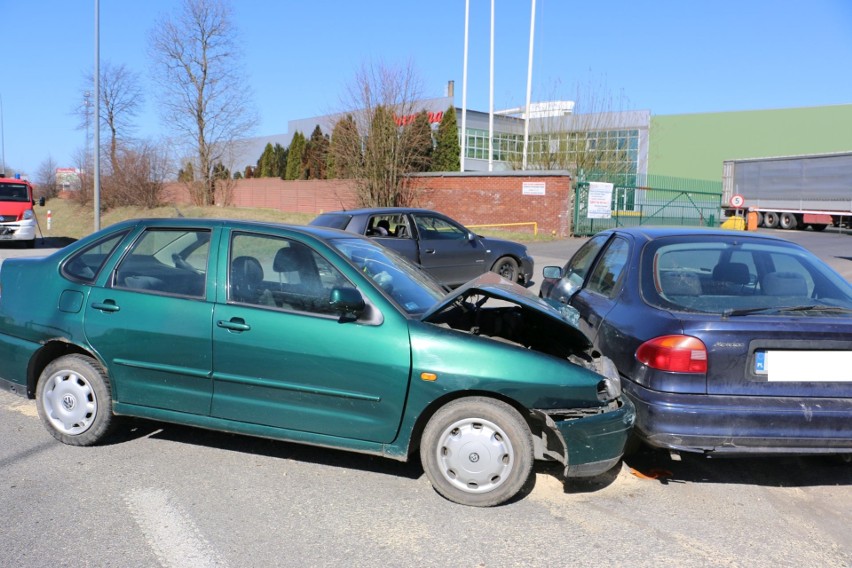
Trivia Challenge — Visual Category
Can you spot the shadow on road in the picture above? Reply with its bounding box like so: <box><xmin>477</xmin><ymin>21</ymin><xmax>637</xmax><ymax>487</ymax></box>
<box><xmin>621</xmin><ymin>446</ymin><xmax>852</xmax><ymax>488</ymax></box>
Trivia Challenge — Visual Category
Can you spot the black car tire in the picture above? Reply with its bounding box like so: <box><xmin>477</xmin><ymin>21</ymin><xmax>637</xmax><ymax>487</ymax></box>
<box><xmin>762</xmin><ymin>211</ymin><xmax>780</xmax><ymax>228</ymax></box>
<box><xmin>36</xmin><ymin>354</ymin><xmax>115</xmax><ymax>446</ymax></box>
<box><xmin>492</xmin><ymin>256</ymin><xmax>519</xmax><ymax>282</ymax></box>
<box><xmin>779</xmin><ymin>213</ymin><xmax>798</xmax><ymax>230</ymax></box>
<box><xmin>420</xmin><ymin>397</ymin><xmax>533</xmax><ymax>507</ymax></box>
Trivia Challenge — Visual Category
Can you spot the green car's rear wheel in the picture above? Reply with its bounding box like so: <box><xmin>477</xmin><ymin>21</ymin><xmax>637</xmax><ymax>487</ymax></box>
<box><xmin>36</xmin><ymin>354</ymin><xmax>115</xmax><ymax>446</ymax></box>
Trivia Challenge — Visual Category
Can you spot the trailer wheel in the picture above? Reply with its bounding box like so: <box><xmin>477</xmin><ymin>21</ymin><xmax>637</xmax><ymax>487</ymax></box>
<box><xmin>754</xmin><ymin>212</ymin><xmax>763</xmax><ymax>227</ymax></box>
<box><xmin>779</xmin><ymin>213</ymin><xmax>798</xmax><ymax>230</ymax></box>
<box><xmin>762</xmin><ymin>212</ymin><xmax>779</xmax><ymax>228</ymax></box>
<box><xmin>810</xmin><ymin>223</ymin><xmax>828</xmax><ymax>232</ymax></box>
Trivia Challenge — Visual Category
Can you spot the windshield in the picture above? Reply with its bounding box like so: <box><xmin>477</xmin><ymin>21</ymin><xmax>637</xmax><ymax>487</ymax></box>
<box><xmin>330</xmin><ymin>237</ymin><xmax>445</xmax><ymax>316</ymax></box>
<box><xmin>642</xmin><ymin>236</ymin><xmax>852</xmax><ymax>315</ymax></box>
<box><xmin>0</xmin><ymin>183</ymin><xmax>31</xmax><ymax>202</ymax></box>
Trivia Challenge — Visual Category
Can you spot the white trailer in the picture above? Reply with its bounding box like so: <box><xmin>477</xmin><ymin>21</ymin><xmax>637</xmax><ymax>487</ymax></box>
<box><xmin>722</xmin><ymin>152</ymin><xmax>852</xmax><ymax>230</ymax></box>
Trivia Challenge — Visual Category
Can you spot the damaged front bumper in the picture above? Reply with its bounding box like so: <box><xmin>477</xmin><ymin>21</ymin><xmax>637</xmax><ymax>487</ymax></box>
<box><xmin>532</xmin><ymin>397</ymin><xmax>636</xmax><ymax>478</ymax></box>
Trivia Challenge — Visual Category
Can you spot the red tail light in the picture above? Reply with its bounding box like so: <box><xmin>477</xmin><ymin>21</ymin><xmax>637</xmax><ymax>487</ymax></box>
<box><xmin>636</xmin><ymin>335</ymin><xmax>707</xmax><ymax>373</ymax></box>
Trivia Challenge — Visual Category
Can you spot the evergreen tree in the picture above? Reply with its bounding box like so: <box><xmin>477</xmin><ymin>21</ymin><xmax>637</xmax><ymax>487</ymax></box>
<box><xmin>177</xmin><ymin>161</ymin><xmax>195</xmax><ymax>182</ymax></box>
<box><xmin>285</xmin><ymin>131</ymin><xmax>307</xmax><ymax>180</ymax></box>
<box><xmin>407</xmin><ymin>111</ymin><xmax>433</xmax><ymax>173</ymax></box>
<box><xmin>274</xmin><ymin>143</ymin><xmax>288</xmax><ymax>178</ymax></box>
<box><xmin>328</xmin><ymin>114</ymin><xmax>361</xmax><ymax>179</ymax></box>
<box><xmin>304</xmin><ymin>125</ymin><xmax>330</xmax><ymax>180</ymax></box>
<box><xmin>256</xmin><ymin>142</ymin><xmax>275</xmax><ymax>177</ymax></box>
<box><xmin>432</xmin><ymin>105</ymin><xmax>461</xmax><ymax>172</ymax></box>
<box><xmin>212</xmin><ymin>162</ymin><xmax>230</xmax><ymax>180</ymax></box>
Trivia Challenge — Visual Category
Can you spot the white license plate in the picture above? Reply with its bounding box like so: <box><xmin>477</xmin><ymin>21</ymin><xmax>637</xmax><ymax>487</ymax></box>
<box><xmin>756</xmin><ymin>350</ymin><xmax>852</xmax><ymax>382</ymax></box>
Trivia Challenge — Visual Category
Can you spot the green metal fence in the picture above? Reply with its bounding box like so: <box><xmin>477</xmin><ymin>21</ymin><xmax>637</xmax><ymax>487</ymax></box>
<box><xmin>572</xmin><ymin>174</ymin><xmax>723</xmax><ymax>236</ymax></box>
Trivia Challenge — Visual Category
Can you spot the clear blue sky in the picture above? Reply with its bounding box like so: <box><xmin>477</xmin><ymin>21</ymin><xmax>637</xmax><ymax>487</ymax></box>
<box><xmin>3</xmin><ymin>0</ymin><xmax>851</xmax><ymax>178</ymax></box>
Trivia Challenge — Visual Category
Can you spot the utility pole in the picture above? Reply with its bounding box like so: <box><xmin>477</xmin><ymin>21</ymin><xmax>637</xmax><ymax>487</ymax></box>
<box><xmin>93</xmin><ymin>0</ymin><xmax>101</xmax><ymax>231</ymax></box>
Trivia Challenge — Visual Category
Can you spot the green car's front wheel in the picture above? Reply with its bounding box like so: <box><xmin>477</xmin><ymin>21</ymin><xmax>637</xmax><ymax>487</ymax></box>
<box><xmin>36</xmin><ymin>354</ymin><xmax>115</xmax><ymax>446</ymax></box>
<box><xmin>421</xmin><ymin>397</ymin><xmax>533</xmax><ymax>507</ymax></box>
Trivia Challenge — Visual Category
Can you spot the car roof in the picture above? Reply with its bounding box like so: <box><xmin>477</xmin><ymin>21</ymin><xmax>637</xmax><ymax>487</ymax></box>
<box><xmin>604</xmin><ymin>226</ymin><xmax>798</xmax><ymax>245</ymax></box>
<box><xmin>319</xmin><ymin>207</ymin><xmax>442</xmax><ymax>216</ymax></box>
<box><xmin>108</xmin><ymin>217</ymin><xmax>355</xmax><ymax>242</ymax></box>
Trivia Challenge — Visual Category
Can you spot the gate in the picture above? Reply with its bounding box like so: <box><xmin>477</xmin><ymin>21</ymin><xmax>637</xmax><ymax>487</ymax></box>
<box><xmin>572</xmin><ymin>174</ymin><xmax>722</xmax><ymax>236</ymax></box>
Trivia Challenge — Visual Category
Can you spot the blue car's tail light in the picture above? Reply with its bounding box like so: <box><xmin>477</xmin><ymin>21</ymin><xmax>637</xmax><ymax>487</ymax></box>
<box><xmin>636</xmin><ymin>335</ymin><xmax>707</xmax><ymax>373</ymax></box>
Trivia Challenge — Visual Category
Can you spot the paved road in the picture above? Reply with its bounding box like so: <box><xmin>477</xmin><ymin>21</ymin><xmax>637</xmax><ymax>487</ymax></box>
<box><xmin>0</xmin><ymin>228</ymin><xmax>850</xmax><ymax>568</ymax></box>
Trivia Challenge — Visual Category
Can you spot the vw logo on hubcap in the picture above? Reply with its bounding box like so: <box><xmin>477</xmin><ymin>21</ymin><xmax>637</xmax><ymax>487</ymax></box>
<box><xmin>469</xmin><ymin>452</ymin><xmax>480</xmax><ymax>463</ymax></box>
<box><xmin>61</xmin><ymin>394</ymin><xmax>76</xmax><ymax>411</ymax></box>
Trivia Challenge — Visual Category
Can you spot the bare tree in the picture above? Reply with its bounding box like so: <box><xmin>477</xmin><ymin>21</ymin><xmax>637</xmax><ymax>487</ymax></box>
<box><xmin>149</xmin><ymin>0</ymin><xmax>257</xmax><ymax>206</ymax></box>
<box><xmin>35</xmin><ymin>156</ymin><xmax>59</xmax><ymax>199</ymax></box>
<box><xmin>75</xmin><ymin>62</ymin><xmax>144</xmax><ymax>175</ymax></box>
<box><xmin>508</xmin><ymin>76</ymin><xmax>636</xmax><ymax>183</ymax></box>
<box><xmin>333</xmin><ymin>60</ymin><xmax>433</xmax><ymax>207</ymax></box>
<box><xmin>102</xmin><ymin>141</ymin><xmax>172</xmax><ymax>208</ymax></box>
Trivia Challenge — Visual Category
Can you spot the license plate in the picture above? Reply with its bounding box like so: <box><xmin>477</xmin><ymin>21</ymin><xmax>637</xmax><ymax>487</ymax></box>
<box><xmin>755</xmin><ymin>350</ymin><xmax>852</xmax><ymax>382</ymax></box>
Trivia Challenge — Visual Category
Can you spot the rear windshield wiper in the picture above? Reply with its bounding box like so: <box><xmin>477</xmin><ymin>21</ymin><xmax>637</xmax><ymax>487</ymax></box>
<box><xmin>723</xmin><ymin>305</ymin><xmax>852</xmax><ymax>317</ymax></box>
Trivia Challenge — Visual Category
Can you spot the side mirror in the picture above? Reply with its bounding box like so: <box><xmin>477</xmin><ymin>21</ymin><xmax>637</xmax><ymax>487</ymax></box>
<box><xmin>38</xmin><ymin>197</ymin><xmax>46</xmax><ymax>207</ymax></box>
<box><xmin>329</xmin><ymin>287</ymin><xmax>365</xmax><ymax>322</ymax></box>
<box><xmin>542</xmin><ymin>266</ymin><xmax>563</xmax><ymax>279</ymax></box>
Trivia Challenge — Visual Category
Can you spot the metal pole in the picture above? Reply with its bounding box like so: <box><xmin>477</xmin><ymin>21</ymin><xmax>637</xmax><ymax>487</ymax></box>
<box><xmin>488</xmin><ymin>0</ymin><xmax>494</xmax><ymax>172</ymax></box>
<box><xmin>460</xmin><ymin>0</ymin><xmax>469</xmax><ymax>172</ymax></box>
<box><xmin>0</xmin><ymin>93</ymin><xmax>5</xmax><ymax>177</ymax></box>
<box><xmin>522</xmin><ymin>0</ymin><xmax>536</xmax><ymax>170</ymax></box>
<box><xmin>93</xmin><ymin>0</ymin><xmax>101</xmax><ymax>231</ymax></box>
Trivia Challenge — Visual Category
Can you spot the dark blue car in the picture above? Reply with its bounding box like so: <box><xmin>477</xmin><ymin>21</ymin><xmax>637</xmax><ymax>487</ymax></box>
<box><xmin>541</xmin><ymin>227</ymin><xmax>852</xmax><ymax>457</ymax></box>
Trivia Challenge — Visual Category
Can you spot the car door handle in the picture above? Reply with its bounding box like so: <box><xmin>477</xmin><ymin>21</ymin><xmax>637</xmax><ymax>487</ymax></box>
<box><xmin>217</xmin><ymin>319</ymin><xmax>251</xmax><ymax>332</ymax></box>
<box><xmin>424</xmin><ymin>249</ymin><xmax>436</xmax><ymax>254</ymax></box>
<box><xmin>91</xmin><ymin>300</ymin><xmax>120</xmax><ymax>313</ymax></box>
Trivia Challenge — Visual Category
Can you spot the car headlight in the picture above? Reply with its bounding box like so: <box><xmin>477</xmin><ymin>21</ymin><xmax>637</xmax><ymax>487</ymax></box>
<box><xmin>22</xmin><ymin>209</ymin><xmax>34</xmax><ymax>220</ymax></box>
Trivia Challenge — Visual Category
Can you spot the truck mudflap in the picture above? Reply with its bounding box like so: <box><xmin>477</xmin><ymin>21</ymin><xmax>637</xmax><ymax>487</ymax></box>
<box><xmin>530</xmin><ymin>397</ymin><xmax>636</xmax><ymax>478</ymax></box>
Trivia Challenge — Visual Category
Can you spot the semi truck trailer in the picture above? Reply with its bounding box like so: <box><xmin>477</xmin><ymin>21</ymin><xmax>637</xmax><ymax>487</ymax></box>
<box><xmin>722</xmin><ymin>152</ymin><xmax>852</xmax><ymax>230</ymax></box>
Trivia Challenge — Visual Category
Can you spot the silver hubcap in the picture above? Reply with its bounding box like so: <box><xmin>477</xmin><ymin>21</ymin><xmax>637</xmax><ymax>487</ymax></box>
<box><xmin>435</xmin><ymin>417</ymin><xmax>514</xmax><ymax>494</ymax></box>
<box><xmin>42</xmin><ymin>371</ymin><xmax>97</xmax><ymax>435</ymax></box>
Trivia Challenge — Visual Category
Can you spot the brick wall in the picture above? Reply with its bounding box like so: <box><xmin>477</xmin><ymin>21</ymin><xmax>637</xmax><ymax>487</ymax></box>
<box><xmin>162</xmin><ymin>172</ymin><xmax>574</xmax><ymax>236</ymax></box>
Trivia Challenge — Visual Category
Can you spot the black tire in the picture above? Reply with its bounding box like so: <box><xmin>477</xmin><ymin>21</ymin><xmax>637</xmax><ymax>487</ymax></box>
<box><xmin>492</xmin><ymin>256</ymin><xmax>519</xmax><ymax>282</ymax></box>
<box><xmin>810</xmin><ymin>223</ymin><xmax>828</xmax><ymax>232</ymax></box>
<box><xmin>420</xmin><ymin>397</ymin><xmax>533</xmax><ymax>507</ymax></box>
<box><xmin>779</xmin><ymin>213</ymin><xmax>798</xmax><ymax>230</ymax></box>
<box><xmin>36</xmin><ymin>354</ymin><xmax>114</xmax><ymax>446</ymax></box>
<box><xmin>762</xmin><ymin>211</ymin><xmax>780</xmax><ymax>228</ymax></box>
<box><xmin>754</xmin><ymin>212</ymin><xmax>764</xmax><ymax>227</ymax></box>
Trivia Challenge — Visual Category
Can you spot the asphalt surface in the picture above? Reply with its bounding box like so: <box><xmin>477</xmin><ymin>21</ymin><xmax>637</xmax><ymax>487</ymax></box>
<box><xmin>0</xmin><ymin>227</ymin><xmax>850</xmax><ymax>568</ymax></box>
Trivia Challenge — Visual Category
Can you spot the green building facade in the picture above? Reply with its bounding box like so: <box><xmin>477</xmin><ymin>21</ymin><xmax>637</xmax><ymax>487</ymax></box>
<box><xmin>648</xmin><ymin>104</ymin><xmax>852</xmax><ymax>182</ymax></box>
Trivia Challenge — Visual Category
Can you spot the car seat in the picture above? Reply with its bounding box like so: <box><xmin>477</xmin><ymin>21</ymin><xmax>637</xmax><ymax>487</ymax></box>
<box><xmin>230</xmin><ymin>256</ymin><xmax>263</xmax><ymax>303</ymax></box>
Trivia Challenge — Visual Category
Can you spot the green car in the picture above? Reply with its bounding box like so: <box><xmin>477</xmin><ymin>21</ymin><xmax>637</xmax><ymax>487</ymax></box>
<box><xmin>0</xmin><ymin>218</ymin><xmax>634</xmax><ymax>506</ymax></box>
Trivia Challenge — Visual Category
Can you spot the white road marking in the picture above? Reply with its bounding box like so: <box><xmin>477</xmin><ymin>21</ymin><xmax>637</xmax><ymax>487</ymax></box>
<box><xmin>125</xmin><ymin>488</ymin><xmax>225</xmax><ymax>568</ymax></box>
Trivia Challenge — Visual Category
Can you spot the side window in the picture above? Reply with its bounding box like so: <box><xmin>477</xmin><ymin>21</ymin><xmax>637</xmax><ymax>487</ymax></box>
<box><xmin>563</xmin><ymin>233</ymin><xmax>609</xmax><ymax>289</ymax></box>
<box><xmin>366</xmin><ymin>214</ymin><xmax>411</xmax><ymax>238</ymax></box>
<box><xmin>586</xmin><ymin>237</ymin><xmax>630</xmax><ymax>298</ymax></box>
<box><xmin>413</xmin><ymin>214</ymin><xmax>467</xmax><ymax>240</ymax></box>
<box><xmin>113</xmin><ymin>229</ymin><xmax>209</xmax><ymax>297</ymax></box>
<box><xmin>62</xmin><ymin>230</ymin><xmax>130</xmax><ymax>284</ymax></box>
<box><xmin>229</xmin><ymin>233</ymin><xmax>353</xmax><ymax>315</ymax></box>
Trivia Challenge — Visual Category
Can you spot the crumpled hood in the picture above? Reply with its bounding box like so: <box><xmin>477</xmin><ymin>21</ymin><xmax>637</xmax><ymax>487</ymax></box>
<box><xmin>422</xmin><ymin>271</ymin><xmax>592</xmax><ymax>351</ymax></box>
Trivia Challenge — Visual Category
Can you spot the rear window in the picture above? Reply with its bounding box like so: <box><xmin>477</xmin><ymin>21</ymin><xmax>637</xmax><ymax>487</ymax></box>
<box><xmin>642</xmin><ymin>236</ymin><xmax>852</xmax><ymax>315</ymax></box>
<box><xmin>310</xmin><ymin>213</ymin><xmax>352</xmax><ymax>231</ymax></box>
